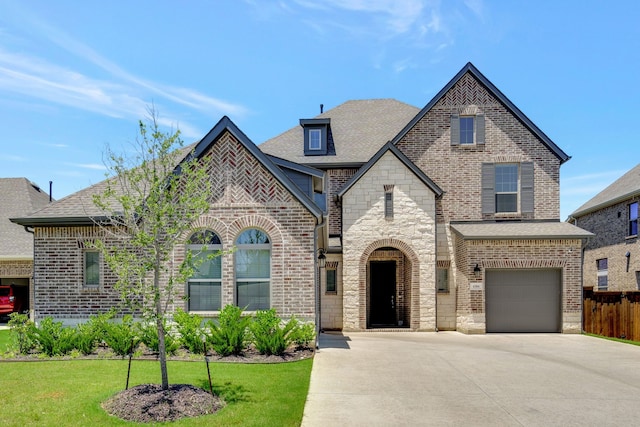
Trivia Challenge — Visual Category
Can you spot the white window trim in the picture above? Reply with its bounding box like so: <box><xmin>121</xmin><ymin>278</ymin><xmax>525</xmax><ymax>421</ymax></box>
<box><xmin>597</xmin><ymin>259</ymin><xmax>608</xmax><ymax>291</ymax></box>
<box><xmin>308</xmin><ymin>128</ymin><xmax>322</xmax><ymax>150</ymax></box>
<box><xmin>495</xmin><ymin>163</ymin><xmax>520</xmax><ymax>214</ymax></box>
<box><xmin>186</xmin><ymin>232</ymin><xmax>223</xmax><ymax>312</ymax></box>
<box><xmin>459</xmin><ymin>116</ymin><xmax>475</xmax><ymax>145</ymax></box>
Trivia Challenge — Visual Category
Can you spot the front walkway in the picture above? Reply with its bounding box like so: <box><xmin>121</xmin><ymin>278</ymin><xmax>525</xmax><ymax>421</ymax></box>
<box><xmin>302</xmin><ymin>332</ymin><xmax>640</xmax><ymax>426</ymax></box>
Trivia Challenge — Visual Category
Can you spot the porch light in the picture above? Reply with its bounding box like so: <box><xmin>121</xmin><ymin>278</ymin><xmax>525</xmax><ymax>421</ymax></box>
<box><xmin>473</xmin><ymin>264</ymin><xmax>482</xmax><ymax>278</ymax></box>
<box><xmin>317</xmin><ymin>249</ymin><xmax>326</xmax><ymax>269</ymax></box>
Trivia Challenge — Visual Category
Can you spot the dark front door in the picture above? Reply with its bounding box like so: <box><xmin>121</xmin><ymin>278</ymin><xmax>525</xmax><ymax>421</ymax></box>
<box><xmin>369</xmin><ymin>261</ymin><xmax>397</xmax><ymax>326</ymax></box>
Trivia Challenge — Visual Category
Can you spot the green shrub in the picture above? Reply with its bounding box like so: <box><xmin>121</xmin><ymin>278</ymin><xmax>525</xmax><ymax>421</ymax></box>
<box><xmin>103</xmin><ymin>315</ymin><xmax>139</xmax><ymax>357</ymax></box>
<box><xmin>205</xmin><ymin>305</ymin><xmax>251</xmax><ymax>356</ymax></box>
<box><xmin>85</xmin><ymin>311</ymin><xmax>115</xmax><ymax>342</ymax></box>
<box><xmin>137</xmin><ymin>320</ymin><xmax>180</xmax><ymax>356</ymax></box>
<box><xmin>73</xmin><ymin>322</ymin><xmax>98</xmax><ymax>355</ymax></box>
<box><xmin>8</xmin><ymin>312</ymin><xmax>37</xmax><ymax>355</ymax></box>
<box><xmin>173</xmin><ymin>308</ymin><xmax>205</xmax><ymax>354</ymax></box>
<box><xmin>291</xmin><ymin>321</ymin><xmax>316</xmax><ymax>350</ymax></box>
<box><xmin>32</xmin><ymin>317</ymin><xmax>76</xmax><ymax>357</ymax></box>
<box><xmin>249</xmin><ymin>309</ymin><xmax>298</xmax><ymax>356</ymax></box>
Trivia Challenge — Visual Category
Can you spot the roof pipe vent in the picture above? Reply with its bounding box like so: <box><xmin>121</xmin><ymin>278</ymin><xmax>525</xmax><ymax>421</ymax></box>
<box><xmin>49</xmin><ymin>181</ymin><xmax>53</xmax><ymax>202</ymax></box>
<box><xmin>320</xmin><ymin>104</ymin><xmax>323</xmax><ymax>114</ymax></box>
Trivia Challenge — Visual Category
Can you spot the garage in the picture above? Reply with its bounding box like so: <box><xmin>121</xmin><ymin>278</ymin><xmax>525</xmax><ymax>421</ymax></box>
<box><xmin>485</xmin><ymin>269</ymin><xmax>561</xmax><ymax>333</ymax></box>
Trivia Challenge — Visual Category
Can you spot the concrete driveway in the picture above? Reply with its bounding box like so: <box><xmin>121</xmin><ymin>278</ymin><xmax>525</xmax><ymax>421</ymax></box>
<box><xmin>302</xmin><ymin>332</ymin><xmax>640</xmax><ymax>426</ymax></box>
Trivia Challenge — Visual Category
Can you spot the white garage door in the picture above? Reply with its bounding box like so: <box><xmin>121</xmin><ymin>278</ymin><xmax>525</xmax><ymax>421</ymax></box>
<box><xmin>485</xmin><ymin>269</ymin><xmax>561</xmax><ymax>333</ymax></box>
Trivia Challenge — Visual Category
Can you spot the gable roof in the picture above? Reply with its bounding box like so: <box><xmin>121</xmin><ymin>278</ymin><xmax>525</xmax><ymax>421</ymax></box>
<box><xmin>571</xmin><ymin>163</ymin><xmax>640</xmax><ymax>217</ymax></box>
<box><xmin>191</xmin><ymin>116</ymin><xmax>323</xmax><ymax>219</ymax></box>
<box><xmin>259</xmin><ymin>99</ymin><xmax>420</xmax><ymax>166</ymax></box>
<box><xmin>0</xmin><ymin>178</ymin><xmax>51</xmax><ymax>258</ymax></box>
<box><xmin>390</xmin><ymin>62</ymin><xmax>571</xmax><ymax>164</ymax></box>
<box><xmin>11</xmin><ymin>117</ymin><xmax>323</xmax><ymax>227</ymax></box>
<box><xmin>338</xmin><ymin>142</ymin><xmax>443</xmax><ymax>198</ymax></box>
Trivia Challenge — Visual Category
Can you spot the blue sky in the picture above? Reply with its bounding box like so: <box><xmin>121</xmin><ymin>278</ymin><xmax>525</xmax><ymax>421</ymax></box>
<box><xmin>0</xmin><ymin>0</ymin><xmax>638</xmax><ymax>219</ymax></box>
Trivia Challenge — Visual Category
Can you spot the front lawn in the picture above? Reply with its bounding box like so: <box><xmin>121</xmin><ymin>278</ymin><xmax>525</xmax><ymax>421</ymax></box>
<box><xmin>0</xmin><ymin>329</ymin><xmax>312</xmax><ymax>426</ymax></box>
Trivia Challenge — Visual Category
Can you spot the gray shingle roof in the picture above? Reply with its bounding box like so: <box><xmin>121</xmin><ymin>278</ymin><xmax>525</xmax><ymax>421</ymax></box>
<box><xmin>571</xmin><ymin>163</ymin><xmax>640</xmax><ymax>217</ymax></box>
<box><xmin>11</xmin><ymin>117</ymin><xmax>324</xmax><ymax>227</ymax></box>
<box><xmin>338</xmin><ymin>142</ymin><xmax>443</xmax><ymax>198</ymax></box>
<box><xmin>258</xmin><ymin>99</ymin><xmax>420</xmax><ymax>165</ymax></box>
<box><xmin>450</xmin><ymin>221</ymin><xmax>593</xmax><ymax>240</ymax></box>
<box><xmin>0</xmin><ymin>178</ymin><xmax>52</xmax><ymax>258</ymax></box>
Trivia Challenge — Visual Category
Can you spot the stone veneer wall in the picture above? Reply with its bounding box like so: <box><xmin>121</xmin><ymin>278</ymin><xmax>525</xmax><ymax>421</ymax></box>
<box><xmin>574</xmin><ymin>196</ymin><xmax>640</xmax><ymax>292</ymax></box>
<box><xmin>341</xmin><ymin>151</ymin><xmax>437</xmax><ymax>331</ymax></box>
<box><xmin>320</xmin><ymin>255</ymin><xmax>343</xmax><ymax>330</ymax></box>
<box><xmin>455</xmin><ymin>236</ymin><xmax>584</xmax><ymax>334</ymax></box>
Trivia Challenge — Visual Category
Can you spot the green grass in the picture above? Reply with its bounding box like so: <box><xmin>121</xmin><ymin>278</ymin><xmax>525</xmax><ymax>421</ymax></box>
<box><xmin>584</xmin><ymin>332</ymin><xmax>640</xmax><ymax>346</ymax></box>
<box><xmin>0</xmin><ymin>330</ymin><xmax>313</xmax><ymax>427</ymax></box>
<box><xmin>0</xmin><ymin>329</ymin><xmax>10</xmax><ymax>352</ymax></box>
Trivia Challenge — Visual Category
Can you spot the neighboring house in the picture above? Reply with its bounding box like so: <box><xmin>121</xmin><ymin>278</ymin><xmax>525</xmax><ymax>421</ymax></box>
<box><xmin>0</xmin><ymin>178</ymin><xmax>52</xmax><ymax>317</ymax></box>
<box><xmin>569</xmin><ymin>163</ymin><xmax>640</xmax><ymax>291</ymax></box>
<box><xmin>12</xmin><ymin>63</ymin><xmax>592</xmax><ymax>334</ymax></box>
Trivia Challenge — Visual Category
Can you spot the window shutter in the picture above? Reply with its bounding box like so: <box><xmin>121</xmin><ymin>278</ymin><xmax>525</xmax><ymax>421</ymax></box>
<box><xmin>475</xmin><ymin>114</ymin><xmax>485</xmax><ymax>145</ymax></box>
<box><xmin>520</xmin><ymin>162</ymin><xmax>534</xmax><ymax>214</ymax></box>
<box><xmin>450</xmin><ymin>114</ymin><xmax>460</xmax><ymax>146</ymax></box>
<box><xmin>481</xmin><ymin>163</ymin><xmax>495</xmax><ymax>214</ymax></box>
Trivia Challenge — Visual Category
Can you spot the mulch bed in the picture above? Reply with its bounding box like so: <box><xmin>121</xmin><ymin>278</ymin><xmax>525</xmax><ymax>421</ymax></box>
<box><xmin>102</xmin><ymin>383</ymin><xmax>225</xmax><ymax>423</ymax></box>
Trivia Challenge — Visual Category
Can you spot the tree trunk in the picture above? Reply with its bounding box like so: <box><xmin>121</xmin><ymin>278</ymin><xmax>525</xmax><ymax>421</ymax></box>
<box><xmin>155</xmin><ymin>264</ymin><xmax>169</xmax><ymax>390</ymax></box>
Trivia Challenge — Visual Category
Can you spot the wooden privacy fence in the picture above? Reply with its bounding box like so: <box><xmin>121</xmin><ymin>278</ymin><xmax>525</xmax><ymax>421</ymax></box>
<box><xmin>583</xmin><ymin>287</ymin><xmax>640</xmax><ymax>341</ymax></box>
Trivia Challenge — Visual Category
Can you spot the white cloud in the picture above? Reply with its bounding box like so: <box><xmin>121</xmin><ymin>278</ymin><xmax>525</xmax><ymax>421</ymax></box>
<box><xmin>71</xmin><ymin>163</ymin><xmax>108</xmax><ymax>171</ymax></box>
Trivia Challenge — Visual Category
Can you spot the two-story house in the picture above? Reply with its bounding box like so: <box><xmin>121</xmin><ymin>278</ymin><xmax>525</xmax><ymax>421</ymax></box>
<box><xmin>261</xmin><ymin>63</ymin><xmax>592</xmax><ymax>333</ymax></box>
<box><xmin>12</xmin><ymin>63</ymin><xmax>591</xmax><ymax>333</ymax></box>
<box><xmin>569</xmin><ymin>163</ymin><xmax>640</xmax><ymax>291</ymax></box>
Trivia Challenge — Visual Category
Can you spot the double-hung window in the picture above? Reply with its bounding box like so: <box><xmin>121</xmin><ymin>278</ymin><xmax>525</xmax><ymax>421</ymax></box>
<box><xmin>482</xmin><ymin>162</ymin><xmax>534</xmax><ymax>215</ymax></box>
<box><xmin>629</xmin><ymin>202</ymin><xmax>638</xmax><ymax>236</ymax></box>
<box><xmin>308</xmin><ymin>129</ymin><xmax>322</xmax><ymax>151</ymax></box>
<box><xmin>495</xmin><ymin>164</ymin><xmax>519</xmax><ymax>213</ymax></box>
<box><xmin>451</xmin><ymin>113</ymin><xmax>485</xmax><ymax>145</ymax></box>
<box><xmin>597</xmin><ymin>258</ymin><xmax>608</xmax><ymax>291</ymax></box>
<box><xmin>186</xmin><ymin>230</ymin><xmax>222</xmax><ymax>311</ymax></box>
<box><xmin>236</xmin><ymin>228</ymin><xmax>271</xmax><ymax>310</ymax></box>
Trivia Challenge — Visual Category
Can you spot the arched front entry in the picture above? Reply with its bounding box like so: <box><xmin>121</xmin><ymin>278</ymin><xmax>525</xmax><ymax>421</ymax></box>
<box><xmin>360</xmin><ymin>240</ymin><xmax>421</xmax><ymax>330</ymax></box>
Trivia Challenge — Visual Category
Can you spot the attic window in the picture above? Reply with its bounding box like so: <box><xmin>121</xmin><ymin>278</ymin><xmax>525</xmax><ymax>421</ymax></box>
<box><xmin>451</xmin><ymin>113</ymin><xmax>485</xmax><ymax>145</ymax></box>
<box><xmin>309</xmin><ymin>129</ymin><xmax>322</xmax><ymax>150</ymax></box>
<box><xmin>300</xmin><ymin>118</ymin><xmax>330</xmax><ymax>156</ymax></box>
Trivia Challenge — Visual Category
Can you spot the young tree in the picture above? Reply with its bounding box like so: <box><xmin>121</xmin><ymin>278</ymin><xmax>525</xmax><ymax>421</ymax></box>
<box><xmin>92</xmin><ymin>111</ymin><xmax>212</xmax><ymax>390</ymax></box>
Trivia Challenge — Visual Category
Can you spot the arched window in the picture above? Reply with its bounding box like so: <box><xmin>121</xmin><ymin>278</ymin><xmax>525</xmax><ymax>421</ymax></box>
<box><xmin>186</xmin><ymin>230</ymin><xmax>222</xmax><ymax>311</ymax></box>
<box><xmin>235</xmin><ymin>228</ymin><xmax>271</xmax><ymax>310</ymax></box>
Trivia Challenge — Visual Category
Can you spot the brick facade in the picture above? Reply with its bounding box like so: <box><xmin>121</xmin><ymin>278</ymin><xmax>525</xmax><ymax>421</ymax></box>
<box><xmin>453</xmin><ymin>236</ymin><xmax>583</xmax><ymax>333</ymax></box>
<box><xmin>31</xmin><ymin>130</ymin><xmax>318</xmax><ymax>323</ymax></box>
<box><xmin>575</xmin><ymin>196</ymin><xmax>640</xmax><ymax>291</ymax></box>
<box><xmin>396</xmin><ymin>73</ymin><xmax>561</xmax><ymax>223</ymax></box>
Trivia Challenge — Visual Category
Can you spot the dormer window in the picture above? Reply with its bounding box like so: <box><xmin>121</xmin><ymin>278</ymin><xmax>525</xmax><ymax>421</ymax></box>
<box><xmin>309</xmin><ymin>129</ymin><xmax>322</xmax><ymax>150</ymax></box>
<box><xmin>301</xmin><ymin>118</ymin><xmax>330</xmax><ymax>156</ymax></box>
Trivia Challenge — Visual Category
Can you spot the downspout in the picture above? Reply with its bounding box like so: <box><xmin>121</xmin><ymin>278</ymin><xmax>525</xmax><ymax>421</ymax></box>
<box><xmin>314</xmin><ymin>218</ymin><xmax>326</xmax><ymax>350</ymax></box>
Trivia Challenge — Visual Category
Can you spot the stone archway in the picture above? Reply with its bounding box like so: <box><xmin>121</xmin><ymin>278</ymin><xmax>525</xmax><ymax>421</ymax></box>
<box><xmin>359</xmin><ymin>239</ymin><xmax>421</xmax><ymax>330</ymax></box>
